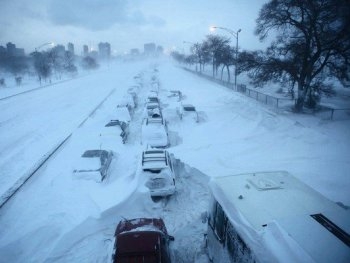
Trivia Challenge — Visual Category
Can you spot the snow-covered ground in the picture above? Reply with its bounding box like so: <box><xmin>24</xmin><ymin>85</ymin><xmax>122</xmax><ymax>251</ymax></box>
<box><xmin>184</xmin><ymin>64</ymin><xmax>350</xmax><ymax>118</ymax></box>
<box><xmin>0</xmin><ymin>59</ymin><xmax>349</xmax><ymax>262</ymax></box>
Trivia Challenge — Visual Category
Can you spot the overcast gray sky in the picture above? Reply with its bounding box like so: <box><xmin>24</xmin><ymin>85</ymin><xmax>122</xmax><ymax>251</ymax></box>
<box><xmin>0</xmin><ymin>0</ymin><xmax>269</xmax><ymax>55</ymax></box>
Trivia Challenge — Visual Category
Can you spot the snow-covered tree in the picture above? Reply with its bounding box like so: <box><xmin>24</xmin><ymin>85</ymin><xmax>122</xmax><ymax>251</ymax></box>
<box><xmin>241</xmin><ymin>0</ymin><xmax>350</xmax><ymax>111</ymax></box>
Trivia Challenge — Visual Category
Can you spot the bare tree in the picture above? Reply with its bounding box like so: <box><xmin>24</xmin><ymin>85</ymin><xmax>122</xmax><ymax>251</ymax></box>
<box><xmin>171</xmin><ymin>51</ymin><xmax>186</xmax><ymax>64</ymax></box>
<box><xmin>81</xmin><ymin>56</ymin><xmax>99</xmax><ymax>70</ymax></box>
<box><xmin>0</xmin><ymin>52</ymin><xmax>28</xmax><ymax>77</ymax></box>
<box><xmin>47</xmin><ymin>47</ymin><xmax>64</xmax><ymax>79</ymax></box>
<box><xmin>63</xmin><ymin>51</ymin><xmax>77</xmax><ymax>76</ymax></box>
<box><xmin>201</xmin><ymin>35</ymin><xmax>231</xmax><ymax>77</ymax></box>
<box><xmin>215</xmin><ymin>45</ymin><xmax>235</xmax><ymax>82</ymax></box>
<box><xmin>243</xmin><ymin>0</ymin><xmax>350</xmax><ymax>111</ymax></box>
<box><xmin>31</xmin><ymin>51</ymin><xmax>52</xmax><ymax>84</ymax></box>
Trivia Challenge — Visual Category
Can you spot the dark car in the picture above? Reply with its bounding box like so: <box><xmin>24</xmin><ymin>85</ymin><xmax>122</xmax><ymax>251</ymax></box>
<box><xmin>177</xmin><ymin>103</ymin><xmax>199</xmax><ymax>122</ymax></box>
<box><xmin>112</xmin><ymin>218</ymin><xmax>174</xmax><ymax>263</ymax></box>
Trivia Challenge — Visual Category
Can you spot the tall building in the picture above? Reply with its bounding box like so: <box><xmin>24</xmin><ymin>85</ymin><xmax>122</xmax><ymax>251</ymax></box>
<box><xmin>6</xmin><ymin>42</ymin><xmax>25</xmax><ymax>56</ymax></box>
<box><xmin>130</xmin><ymin>48</ymin><xmax>140</xmax><ymax>55</ymax></box>
<box><xmin>83</xmin><ymin>45</ymin><xmax>89</xmax><ymax>56</ymax></box>
<box><xmin>53</xmin><ymin>44</ymin><xmax>65</xmax><ymax>57</ymax></box>
<box><xmin>144</xmin><ymin>43</ymin><xmax>156</xmax><ymax>55</ymax></box>
<box><xmin>0</xmin><ymin>46</ymin><xmax>6</xmax><ymax>55</ymax></box>
<box><xmin>67</xmin><ymin>42</ymin><xmax>74</xmax><ymax>55</ymax></box>
<box><xmin>6</xmin><ymin>42</ymin><xmax>16</xmax><ymax>54</ymax></box>
<box><xmin>98</xmin><ymin>42</ymin><xmax>111</xmax><ymax>59</ymax></box>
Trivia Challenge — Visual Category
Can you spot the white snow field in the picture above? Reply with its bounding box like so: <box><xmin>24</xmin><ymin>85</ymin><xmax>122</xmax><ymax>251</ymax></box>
<box><xmin>0</xmin><ymin>59</ymin><xmax>349</xmax><ymax>262</ymax></box>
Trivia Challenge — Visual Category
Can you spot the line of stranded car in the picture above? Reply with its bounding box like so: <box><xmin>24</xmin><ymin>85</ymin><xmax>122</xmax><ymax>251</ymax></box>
<box><xmin>141</xmin><ymin>90</ymin><xmax>170</xmax><ymax>148</ymax></box>
<box><xmin>110</xmin><ymin>73</ymin><xmax>176</xmax><ymax>262</ymax></box>
<box><xmin>78</xmin><ymin>70</ymin><xmax>350</xmax><ymax>262</ymax></box>
<box><xmin>73</xmin><ymin>87</ymin><xmax>136</xmax><ymax>182</ymax></box>
<box><xmin>112</xmin><ymin>73</ymin><xmax>350</xmax><ymax>263</ymax></box>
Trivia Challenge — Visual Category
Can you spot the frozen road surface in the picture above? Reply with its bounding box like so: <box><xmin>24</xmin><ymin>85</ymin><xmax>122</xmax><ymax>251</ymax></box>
<box><xmin>0</xmin><ymin>59</ymin><xmax>349</xmax><ymax>262</ymax></box>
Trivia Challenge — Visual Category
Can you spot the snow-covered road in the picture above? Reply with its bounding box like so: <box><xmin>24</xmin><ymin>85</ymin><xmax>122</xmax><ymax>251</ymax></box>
<box><xmin>0</xmin><ymin>59</ymin><xmax>349</xmax><ymax>262</ymax></box>
<box><xmin>0</xmin><ymin>64</ymin><xmax>143</xmax><ymax>199</ymax></box>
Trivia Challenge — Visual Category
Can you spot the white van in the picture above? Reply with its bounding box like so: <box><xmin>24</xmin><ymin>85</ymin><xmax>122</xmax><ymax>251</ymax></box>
<box><xmin>203</xmin><ymin>171</ymin><xmax>350</xmax><ymax>263</ymax></box>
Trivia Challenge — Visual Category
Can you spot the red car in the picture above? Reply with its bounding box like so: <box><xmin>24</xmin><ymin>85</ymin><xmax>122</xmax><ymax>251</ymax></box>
<box><xmin>113</xmin><ymin>218</ymin><xmax>174</xmax><ymax>263</ymax></box>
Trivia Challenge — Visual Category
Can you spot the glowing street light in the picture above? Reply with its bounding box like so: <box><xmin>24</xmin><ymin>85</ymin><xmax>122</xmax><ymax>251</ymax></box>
<box><xmin>210</xmin><ymin>26</ymin><xmax>241</xmax><ymax>89</ymax></box>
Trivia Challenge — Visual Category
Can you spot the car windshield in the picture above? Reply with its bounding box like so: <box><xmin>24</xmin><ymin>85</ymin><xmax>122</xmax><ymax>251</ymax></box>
<box><xmin>147</xmin><ymin>104</ymin><xmax>158</xmax><ymax>109</ymax></box>
<box><xmin>148</xmin><ymin>97</ymin><xmax>158</xmax><ymax>102</ymax></box>
<box><xmin>183</xmin><ymin>105</ymin><xmax>196</xmax><ymax>111</ymax></box>
<box><xmin>81</xmin><ymin>150</ymin><xmax>111</xmax><ymax>166</ymax></box>
<box><xmin>82</xmin><ymin>150</ymin><xmax>107</xmax><ymax>158</ymax></box>
<box><xmin>143</xmin><ymin>168</ymin><xmax>162</xmax><ymax>173</ymax></box>
<box><xmin>116</xmin><ymin>231</ymin><xmax>162</xmax><ymax>256</ymax></box>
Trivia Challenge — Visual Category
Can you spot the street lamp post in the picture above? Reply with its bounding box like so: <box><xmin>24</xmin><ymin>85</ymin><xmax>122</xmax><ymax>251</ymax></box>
<box><xmin>210</xmin><ymin>26</ymin><xmax>241</xmax><ymax>89</ymax></box>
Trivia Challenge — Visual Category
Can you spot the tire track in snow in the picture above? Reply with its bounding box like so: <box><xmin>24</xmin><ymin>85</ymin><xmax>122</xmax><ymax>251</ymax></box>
<box><xmin>41</xmin><ymin>68</ymin><xmax>212</xmax><ymax>262</ymax></box>
<box><xmin>0</xmin><ymin>89</ymin><xmax>116</xmax><ymax>209</ymax></box>
<box><xmin>150</xmin><ymin>160</ymin><xmax>211</xmax><ymax>263</ymax></box>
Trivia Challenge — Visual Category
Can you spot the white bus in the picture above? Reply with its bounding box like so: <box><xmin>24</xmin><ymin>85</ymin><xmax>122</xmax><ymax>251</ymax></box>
<box><xmin>203</xmin><ymin>171</ymin><xmax>350</xmax><ymax>263</ymax></box>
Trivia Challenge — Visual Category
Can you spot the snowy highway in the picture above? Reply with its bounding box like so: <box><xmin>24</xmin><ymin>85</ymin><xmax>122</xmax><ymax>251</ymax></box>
<box><xmin>0</xmin><ymin>65</ymin><xmax>142</xmax><ymax>200</ymax></box>
<box><xmin>0</xmin><ymin>60</ymin><xmax>349</xmax><ymax>262</ymax></box>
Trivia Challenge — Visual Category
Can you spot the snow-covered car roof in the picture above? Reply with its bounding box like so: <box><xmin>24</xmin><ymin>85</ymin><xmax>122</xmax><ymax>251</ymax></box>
<box><xmin>147</xmin><ymin>90</ymin><xmax>158</xmax><ymax>97</ymax></box>
<box><xmin>105</xmin><ymin>120</ymin><xmax>129</xmax><ymax>143</ymax></box>
<box><xmin>105</xmin><ymin>119</ymin><xmax>128</xmax><ymax>131</ymax></box>
<box><xmin>75</xmin><ymin>155</ymin><xmax>101</xmax><ymax>171</ymax></box>
<box><xmin>209</xmin><ymin>171</ymin><xmax>350</xmax><ymax>263</ymax></box>
<box><xmin>74</xmin><ymin>150</ymin><xmax>113</xmax><ymax>181</ymax></box>
<box><xmin>116</xmin><ymin>218</ymin><xmax>167</xmax><ymax>235</ymax></box>
<box><xmin>141</xmin><ymin>149</ymin><xmax>168</xmax><ymax>169</ymax></box>
<box><xmin>141</xmin><ymin>120</ymin><xmax>168</xmax><ymax>148</ymax></box>
<box><xmin>115</xmin><ymin>105</ymin><xmax>131</xmax><ymax>122</ymax></box>
<box><xmin>114</xmin><ymin>218</ymin><xmax>171</xmax><ymax>263</ymax></box>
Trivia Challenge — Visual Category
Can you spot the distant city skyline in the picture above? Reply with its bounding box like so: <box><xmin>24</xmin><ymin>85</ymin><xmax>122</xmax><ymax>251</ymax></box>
<box><xmin>0</xmin><ymin>0</ymin><xmax>270</xmax><ymax>55</ymax></box>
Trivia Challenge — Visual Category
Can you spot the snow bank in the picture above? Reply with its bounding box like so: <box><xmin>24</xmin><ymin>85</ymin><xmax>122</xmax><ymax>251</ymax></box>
<box><xmin>0</xmin><ymin>59</ymin><xmax>349</xmax><ymax>262</ymax></box>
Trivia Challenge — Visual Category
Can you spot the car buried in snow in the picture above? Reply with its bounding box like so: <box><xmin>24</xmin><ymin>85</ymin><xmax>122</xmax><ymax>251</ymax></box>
<box><xmin>202</xmin><ymin>171</ymin><xmax>350</xmax><ymax>263</ymax></box>
<box><xmin>168</xmin><ymin>90</ymin><xmax>182</xmax><ymax>101</ymax></box>
<box><xmin>115</xmin><ymin>104</ymin><xmax>132</xmax><ymax>123</ymax></box>
<box><xmin>73</xmin><ymin>150</ymin><xmax>113</xmax><ymax>182</ymax></box>
<box><xmin>177</xmin><ymin>103</ymin><xmax>199</xmax><ymax>122</ymax></box>
<box><xmin>112</xmin><ymin>218</ymin><xmax>174</xmax><ymax>263</ymax></box>
<box><xmin>146</xmin><ymin>91</ymin><xmax>160</xmax><ymax>104</ymax></box>
<box><xmin>140</xmin><ymin>148</ymin><xmax>176</xmax><ymax>197</ymax></box>
<box><xmin>141</xmin><ymin>117</ymin><xmax>169</xmax><ymax>148</ymax></box>
<box><xmin>105</xmin><ymin>119</ymin><xmax>129</xmax><ymax>144</ymax></box>
<box><xmin>143</xmin><ymin>101</ymin><xmax>161</xmax><ymax>119</ymax></box>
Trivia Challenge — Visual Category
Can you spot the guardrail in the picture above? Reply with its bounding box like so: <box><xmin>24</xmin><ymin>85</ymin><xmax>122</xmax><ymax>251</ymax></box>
<box><xmin>182</xmin><ymin>67</ymin><xmax>293</xmax><ymax>109</ymax></box>
<box><xmin>315</xmin><ymin>106</ymin><xmax>350</xmax><ymax>120</ymax></box>
<box><xmin>182</xmin><ymin>67</ymin><xmax>350</xmax><ymax>120</ymax></box>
